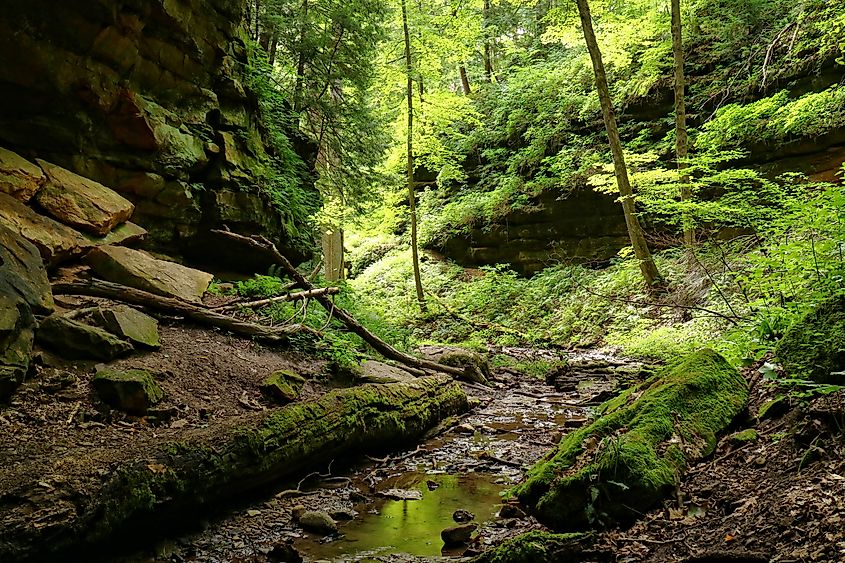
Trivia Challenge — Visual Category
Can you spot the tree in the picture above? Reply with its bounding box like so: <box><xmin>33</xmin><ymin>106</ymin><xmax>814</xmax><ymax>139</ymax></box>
<box><xmin>402</xmin><ymin>0</ymin><xmax>427</xmax><ymax>311</ymax></box>
<box><xmin>574</xmin><ymin>0</ymin><xmax>662</xmax><ymax>288</ymax></box>
<box><xmin>671</xmin><ymin>0</ymin><xmax>694</xmax><ymax>255</ymax></box>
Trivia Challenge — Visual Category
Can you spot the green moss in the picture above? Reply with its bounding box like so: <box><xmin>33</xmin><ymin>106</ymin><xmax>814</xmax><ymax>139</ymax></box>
<box><xmin>473</xmin><ymin>531</ymin><xmax>588</xmax><ymax>563</ymax></box>
<box><xmin>729</xmin><ymin>428</ymin><xmax>759</xmax><ymax>444</ymax></box>
<box><xmin>776</xmin><ymin>295</ymin><xmax>845</xmax><ymax>384</ymax></box>
<box><xmin>513</xmin><ymin>349</ymin><xmax>748</xmax><ymax>530</ymax></box>
<box><xmin>260</xmin><ymin>369</ymin><xmax>306</xmax><ymax>403</ymax></box>
<box><xmin>92</xmin><ymin>369</ymin><xmax>163</xmax><ymax>414</ymax></box>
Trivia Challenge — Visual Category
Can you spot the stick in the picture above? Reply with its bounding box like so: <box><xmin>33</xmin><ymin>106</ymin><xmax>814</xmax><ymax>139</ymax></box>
<box><xmin>214</xmin><ymin>287</ymin><xmax>341</xmax><ymax>312</ymax></box>
<box><xmin>51</xmin><ymin>280</ymin><xmax>316</xmax><ymax>343</ymax></box>
<box><xmin>211</xmin><ymin>230</ymin><xmax>469</xmax><ymax>379</ymax></box>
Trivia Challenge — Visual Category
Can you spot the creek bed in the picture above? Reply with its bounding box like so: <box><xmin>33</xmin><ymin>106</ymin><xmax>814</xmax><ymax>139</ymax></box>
<box><xmin>109</xmin><ymin>349</ymin><xmax>640</xmax><ymax>563</ymax></box>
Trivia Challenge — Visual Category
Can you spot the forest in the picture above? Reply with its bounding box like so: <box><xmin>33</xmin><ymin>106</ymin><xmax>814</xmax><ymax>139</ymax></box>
<box><xmin>0</xmin><ymin>0</ymin><xmax>843</xmax><ymax>561</ymax></box>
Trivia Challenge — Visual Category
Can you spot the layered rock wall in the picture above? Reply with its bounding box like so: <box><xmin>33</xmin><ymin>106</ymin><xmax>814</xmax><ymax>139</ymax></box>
<box><xmin>0</xmin><ymin>0</ymin><xmax>316</xmax><ymax>271</ymax></box>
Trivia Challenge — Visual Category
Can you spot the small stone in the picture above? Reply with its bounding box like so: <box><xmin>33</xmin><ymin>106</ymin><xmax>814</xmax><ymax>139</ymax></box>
<box><xmin>455</xmin><ymin>424</ymin><xmax>475</xmax><ymax>435</ymax></box>
<box><xmin>329</xmin><ymin>508</ymin><xmax>357</xmax><ymax>521</ymax></box>
<box><xmin>452</xmin><ymin>509</ymin><xmax>474</xmax><ymax>523</ymax></box>
<box><xmin>297</xmin><ymin>510</ymin><xmax>337</xmax><ymax>535</ymax></box>
<box><xmin>268</xmin><ymin>541</ymin><xmax>303</xmax><ymax>562</ymax></box>
<box><xmin>426</xmin><ymin>480</ymin><xmax>439</xmax><ymax>491</ymax></box>
<box><xmin>92</xmin><ymin>368</ymin><xmax>163</xmax><ymax>414</ymax></box>
<box><xmin>377</xmin><ymin>488</ymin><xmax>423</xmax><ymax>501</ymax></box>
<box><xmin>728</xmin><ymin>428</ymin><xmax>759</xmax><ymax>445</ymax></box>
<box><xmin>246</xmin><ymin>509</ymin><xmax>261</xmax><ymax>517</ymax></box>
<box><xmin>261</xmin><ymin>370</ymin><xmax>306</xmax><ymax>403</ymax></box>
<box><xmin>441</xmin><ymin>523</ymin><xmax>477</xmax><ymax>546</ymax></box>
<box><xmin>498</xmin><ymin>504</ymin><xmax>526</xmax><ymax>519</ymax></box>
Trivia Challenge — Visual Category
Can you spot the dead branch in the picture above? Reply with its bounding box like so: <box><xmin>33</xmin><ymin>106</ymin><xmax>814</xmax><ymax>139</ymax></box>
<box><xmin>51</xmin><ymin>279</ymin><xmax>316</xmax><ymax>342</ymax></box>
<box><xmin>211</xmin><ymin>229</ymin><xmax>469</xmax><ymax>380</ymax></box>
<box><xmin>214</xmin><ymin>287</ymin><xmax>341</xmax><ymax>312</ymax></box>
<box><xmin>425</xmin><ymin>290</ymin><xmax>526</xmax><ymax>339</ymax></box>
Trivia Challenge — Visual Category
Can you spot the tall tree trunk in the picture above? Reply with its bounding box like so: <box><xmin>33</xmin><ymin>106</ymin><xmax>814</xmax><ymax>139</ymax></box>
<box><xmin>672</xmin><ymin>0</ymin><xmax>694</xmax><ymax>255</ymax></box>
<box><xmin>293</xmin><ymin>0</ymin><xmax>310</xmax><ymax>114</ymax></box>
<box><xmin>575</xmin><ymin>0</ymin><xmax>662</xmax><ymax>288</ymax></box>
<box><xmin>402</xmin><ymin>0</ymin><xmax>426</xmax><ymax>312</ymax></box>
<box><xmin>459</xmin><ymin>65</ymin><xmax>471</xmax><ymax>94</ymax></box>
<box><xmin>483</xmin><ymin>0</ymin><xmax>494</xmax><ymax>82</ymax></box>
<box><xmin>268</xmin><ymin>33</ymin><xmax>279</xmax><ymax>66</ymax></box>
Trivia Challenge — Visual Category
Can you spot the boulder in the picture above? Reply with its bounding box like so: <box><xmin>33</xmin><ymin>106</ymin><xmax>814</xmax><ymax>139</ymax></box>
<box><xmin>92</xmin><ymin>305</ymin><xmax>160</xmax><ymax>348</ymax></box>
<box><xmin>514</xmin><ymin>349</ymin><xmax>748</xmax><ymax>529</ymax></box>
<box><xmin>36</xmin><ymin>314</ymin><xmax>133</xmax><ymax>360</ymax></box>
<box><xmin>0</xmin><ymin>193</ymin><xmax>147</xmax><ymax>267</ymax></box>
<box><xmin>356</xmin><ymin>360</ymin><xmax>416</xmax><ymax>384</ymax></box>
<box><xmin>296</xmin><ymin>510</ymin><xmax>337</xmax><ymax>535</ymax></box>
<box><xmin>776</xmin><ymin>294</ymin><xmax>845</xmax><ymax>384</ymax></box>
<box><xmin>0</xmin><ymin>224</ymin><xmax>52</xmax><ymax>399</ymax></box>
<box><xmin>92</xmin><ymin>368</ymin><xmax>163</xmax><ymax>414</ymax></box>
<box><xmin>85</xmin><ymin>245</ymin><xmax>213</xmax><ymax>303</ymax></box>
<box><xmin>0</xmin><ymin>147</ymin><xmax>44</xmax><ymax>202</ymax></box>
<box><xmin>261</xmin><ymin>369</ymin><xmax>306</xmax><ymax>403</ymax></box>
<box><xmin>441</xmin><ymin>523</ymin><xmax>476</xmax><ymax>546</ymax></box>
<box><xmin>35</xmin><ymin>159</ymin><xmax>134</xmax><ymax>236</ymax></box>
<box><xmin>420</xmin><ymin>345</ymin><xmax>490</xmax><ymax>385</ymax></box>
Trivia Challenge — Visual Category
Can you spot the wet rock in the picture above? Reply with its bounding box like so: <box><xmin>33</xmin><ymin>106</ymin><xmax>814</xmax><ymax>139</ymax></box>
<box><xmin>515</xmin><ymin>349</ymin><xmax>748</xmax><ymax>529</ymax></box>
<box><xmin>441</xmin><ymin>523</ymin><xmax>476</xmax><ymax>546</ymax></box>
<box><xmin>455</xmin><ymin>423</ymin><xmax>475</xmax><ymax>435</ymax></box>
<box><xmin>498</xmin><ymin>504</ymin><xmax>526</xmax><ymax>519</ymax></box>
<box><xmin>453</xmin><ymin>509</ymin><xmax>475</xmax><ymax>523</ymax></box>
<box><xmin>36</xmin><ymin>314</ymin><xmax>133</xmax><ymax>361</ymax></box>
<box><xmin>297</xmin><ymin>510</ymin><xmax>337</xmax><ymax>535</ymax></box>
<box><xmin>92</xmin><ymin>304</ymin><xmax>160</xmax><ymax>348</ymax></box>
<box><xmin>85</xmin><ymin>245</ymin><xmax>213</xmax><ymax>303</ymax></box>
<box><xmin>268</xmin><ymin>540</ymin><xmax>303</xmax><ymax>562</ymax></box>
<box><xmin>35</xmin><ymin>159</ymin><xmax>135</xmax><ymax>236</ymax></box>
<box><xmin>261</xmin><ymin>369</ymin><xmax>306</xmax><ymax>403</ymax></box>
<box><xmin>377</xmin><ymin>488</ymin><xmax>423</xmax><ymax>501</ymax></box>
<box><xmin>92</xmin><ymin>368</ymin><xmax>163</xmax><ymax>414</ymax></box>
<box><xmin>329</xmin><ymin>508</ymin><xmax>357</xmax><ymax>521</ymax></box>
<box><xmin>0</xmin><ymin>147</ymin><xmax>44</xmax><ymax>202</ymax></box>
<box><xmin>426</xmin><ymin>480</ymin><xmax>439</xmax><ymax>491</ymax></box>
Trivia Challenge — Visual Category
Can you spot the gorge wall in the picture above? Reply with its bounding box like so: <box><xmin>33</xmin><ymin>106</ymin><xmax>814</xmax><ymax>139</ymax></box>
<box><xmin>0</xmin><ymin>0</ymin><xmax>317</xmax><ymax>272</ymax></box>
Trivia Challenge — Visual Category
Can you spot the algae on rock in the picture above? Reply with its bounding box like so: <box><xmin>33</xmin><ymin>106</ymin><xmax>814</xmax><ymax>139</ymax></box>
<box><xmin>514</xmin><ymin>349</ymin><xmax>747</xmax><ymax>529</ymax></box>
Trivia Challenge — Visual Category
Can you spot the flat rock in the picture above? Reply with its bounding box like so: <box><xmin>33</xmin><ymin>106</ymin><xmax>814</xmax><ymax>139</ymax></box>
<box><xmin>85</xmin><ymin>245</ymin><xmax>213</xmax><ymax>303</ymax></box>
<box><xmin>441</xmin><ymin>523</ymin><xmax>477</xmax><ymax>546</ymax></box>
<box><xmin>377</xmin><ymin>488</ymin><xmax>423</xmax><ymax>501</ymax></box>
<box><xmin>0</xmin><ymin>194</ymin><xmax>147</xmax><ymax>267</ymax></box>
<box><xmin>297</xmin><ymin>510</ymin><xmax>337</xmax><ymax>535</ymax></box>
<box><xmin>35</xmin><ymin>159</ymin><xmax>134</xmax><ymax>236</ymax></box>
<box><xmin>92</xmin><ymin>368</ymin><xmax>163</xmax><ymax>414</ymax></box>
<box><xmin>0</xmin><ymin>147</ymin><xmax>44</xmax><ymax>202</ymax></box>
<box><xmin>357</xmin><ymin>360</ymin><xmax>416</xmax><ymax>384</ymax></box>
<box><xmin>93</xmin><ymin>305</ymin><xmax>160</xmax><ymax>348</ymax></box>
<box><xmin>36</xmin><ymin>314</ymin><xmax>133</xmax><ymax>360</ymax></box>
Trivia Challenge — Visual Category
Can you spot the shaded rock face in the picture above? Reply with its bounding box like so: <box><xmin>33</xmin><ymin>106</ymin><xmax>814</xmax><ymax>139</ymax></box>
<box><xmin>0</xmin><ymin>0</ymin><xmax>317</xmax><ymax>271</ymax></box>
<box><xmin>436</xmin><ymin>188</ymin><xmax>629</xmax><ymax>276</ymax></box>
<box><xmin>36</xmin><ymin>315</ymin><xmax>133</xmax><ymax>361</ymax></box>
<box><xmin>0</xmin><ymin>225</ymin><xmax>53</xmax><ymax>399</ymax></box>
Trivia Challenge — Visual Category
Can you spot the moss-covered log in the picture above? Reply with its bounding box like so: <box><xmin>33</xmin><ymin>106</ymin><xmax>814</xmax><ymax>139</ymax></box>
<box><xmin>0</xmin><ymin>375</ymin><xmax>468</xmax><ymax>561</ymax></box>
<box><xmin>513</xmin><ymin>349</ymin><xmax>747</xmax><ymax>529</ymax></box>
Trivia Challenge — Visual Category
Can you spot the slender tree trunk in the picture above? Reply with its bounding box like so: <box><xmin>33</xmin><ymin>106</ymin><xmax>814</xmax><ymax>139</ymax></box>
<box><xmin>483</xmin><ymin>0</ymin><xmax>494</xmax><ymax>82</ymax></box>
<box><xmin>268</xmin><ymin>33</ymin><xmax>279</xmax><ymax>66</ymax></box>
<box><xmin>293</xmin><ymin>0</ymin><xmax>309</xmax><ymax>114</ymax></box>
<box><xmin>575</xmin><ymin>0</ymin><xmax>662</xmax><ymax>288</ymax></box>
<box><xmin>672</xmin><ymin>0</ymin><xmax>694</xmax><ymax>256</ymax></box>
<box><xmin>459</xmin><ymin>65</ymin><xmax>471</xmax><ymax>94</ymax></box>
<box><xmin>401</xmin><ymin>0</ymin><xmax>426</xmax><ymax>312</ymax></box>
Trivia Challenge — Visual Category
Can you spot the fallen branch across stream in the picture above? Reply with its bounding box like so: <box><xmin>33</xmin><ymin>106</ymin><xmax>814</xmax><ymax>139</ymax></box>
<box><xmin>211</xmin><ymin>229</ymin><xmax>470</xmax><ymax>381</ymax></box>
<box><xmin>51</xmin><ymin>280</ymin><xmax>316</xmax><ymax>342</ymax></box>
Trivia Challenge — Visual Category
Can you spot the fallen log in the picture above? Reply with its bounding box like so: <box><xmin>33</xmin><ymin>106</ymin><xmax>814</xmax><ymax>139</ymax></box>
<box><xmin>51</xmin><ymin>279</ymin><xmax>315</xmax><ymax>342</ymax></box>
<box><xmin>211</xmin><ymin>229</ymin><xmax>471</xmax><ymax>381</ymax></box>
<box><xmin>0</xmin><ymin>375</ymin><xmax>468</xmax><ymax>562</ymax></box>
<box><xmin>213</xmin><ymin>286</ymin><xmax>341</xmax><ymax>312</ymax></box>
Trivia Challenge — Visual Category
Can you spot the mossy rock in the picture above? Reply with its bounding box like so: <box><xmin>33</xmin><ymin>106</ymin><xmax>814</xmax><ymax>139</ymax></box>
<box><xmin>261</xmin><ymin>369</ymin><xmax>306</xmax><ymax>403</ymax></box>
<box><xmin>37</xmin><ymin>314</ymin><xmax>133</xmax><ymax>360</ymax></box>
<box><xmin>776</xmin><ymin>294</ymin><xmax>845</xmax><ymax>384</ymax></box>
<box><xmin>473</xmin><ymin>531</ymin><xmax>587</xmax><ymax>563</ymax></box>
<box><xmin>438</xmin><ymin>350</ymin><xmax>490</xmax><ymax>385</ymax></box>
<box><xmin>513</xmin><ymin>349</ymin><xmax>748</xmax><ymax>530</ymax></box>
<box><xmin>757</xmin><ymin>395</ymin><xmax>789</xmax><ymax>420</ymax></box>
<box><xmin>92</xmin><ymin>369</ymin><xmax>163</xmax><ymax>414</ymax></box>
<box><xmin>728</xmin><ymin>428</ymin><xmax>759</xmax><ymax>445</ymax></box>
